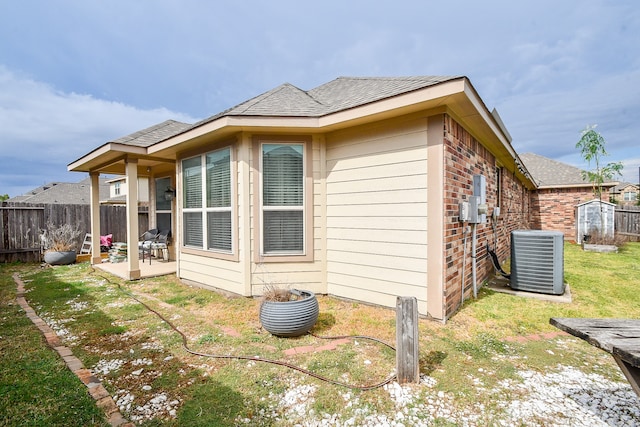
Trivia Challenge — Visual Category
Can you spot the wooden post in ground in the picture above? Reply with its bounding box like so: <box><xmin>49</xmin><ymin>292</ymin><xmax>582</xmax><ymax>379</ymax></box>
<box><xmin>396</xmin><ymin>296</ymin><xmax>419</xmax><ymax>383</ymax></box>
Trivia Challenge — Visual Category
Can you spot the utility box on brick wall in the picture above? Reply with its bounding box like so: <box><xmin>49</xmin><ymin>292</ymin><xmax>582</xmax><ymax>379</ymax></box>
<box><xmin>575</xmin><ymin>199</ymin><xmax>615</xmax><ymax>244</ymax></box>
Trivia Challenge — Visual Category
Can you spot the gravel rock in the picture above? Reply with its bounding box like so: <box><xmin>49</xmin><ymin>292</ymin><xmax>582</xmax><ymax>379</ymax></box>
<box><xmin>233</xmin><ymin>365</ymin><xmax>639</xmax><ymax>426</ymax></box>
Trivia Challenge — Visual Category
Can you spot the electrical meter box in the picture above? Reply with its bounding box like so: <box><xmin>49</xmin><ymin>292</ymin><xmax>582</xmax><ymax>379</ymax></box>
<box><xmin>459</xmin><ymin>202</ymin><xmax>470</xmax><ymax>222</ymax></box>
<box><xmin>469</xmin><ymin>196</ymin><xmax>481</xmax><ymax>223</ymax></box>
<box><xmin>472</xmin><ymin>175</ymin><xmax>487</xmax><ymax>223</ymax></box>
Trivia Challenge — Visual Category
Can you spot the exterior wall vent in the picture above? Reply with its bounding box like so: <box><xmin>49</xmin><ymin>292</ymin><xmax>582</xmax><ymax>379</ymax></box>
<box><xmin>510</xmin><ymin>230</ymin><xmax>565</xmax><ymax>295</ymax></box>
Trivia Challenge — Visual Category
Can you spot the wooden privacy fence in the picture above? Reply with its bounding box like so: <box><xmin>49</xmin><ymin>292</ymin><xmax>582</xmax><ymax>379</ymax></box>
<box><xmin>1</xmin><ymin>202</ymin><xmax>149</xmax><ymax>262</ymax></box>
<box><xmin>615</xmin><ymin>206</ymin><xmax>640</xmax><ymax>238</ymax></box>
<box><xmin>0</xmin><ymin>204</ymin><xmax>43</xmax><ymax>262</ymax></box>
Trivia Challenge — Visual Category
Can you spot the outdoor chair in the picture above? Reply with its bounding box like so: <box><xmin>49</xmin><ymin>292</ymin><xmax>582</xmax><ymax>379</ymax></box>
<box><xmin>139</xmin><ymin>229</ymin><xmax>171</xmax><ymax>264</ymax></box>
<box><xmin>138</xmin><ymin>228</ymin><xmax>159</xmax><ymax>263</ymax></box>
<box><xmin>149</xmin><ymin>229</ymin><xmax>171</xmax><ymax>263</ymax></box>
<box><xmin>100</xmin><ymin>234</ymin><xmax>113</xmax><ymax>253</ymax></box>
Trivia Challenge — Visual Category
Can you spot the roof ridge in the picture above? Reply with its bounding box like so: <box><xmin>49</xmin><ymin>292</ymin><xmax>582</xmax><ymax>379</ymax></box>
<box><xmin>234</xmin><ymin>83</ymin><xmax>322</xmax><ymax>114</ymax></box>
<box><xmin>333</xmin><ymin>75</ymin><xmax>462</xmax><ymax>80</ymax></box>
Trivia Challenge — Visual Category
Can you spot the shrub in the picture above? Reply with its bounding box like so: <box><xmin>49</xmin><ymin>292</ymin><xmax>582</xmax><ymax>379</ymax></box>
<box><xmin>40</xmin><ymin>222</ymin><xmax>82</xmax><ymax>252</ymax></box>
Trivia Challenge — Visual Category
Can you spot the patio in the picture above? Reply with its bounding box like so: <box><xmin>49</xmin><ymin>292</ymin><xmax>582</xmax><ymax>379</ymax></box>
<box><xmin>94</xmin><ymin>259</ymin><xmax>176</xmax><ymax>280</ymax></box>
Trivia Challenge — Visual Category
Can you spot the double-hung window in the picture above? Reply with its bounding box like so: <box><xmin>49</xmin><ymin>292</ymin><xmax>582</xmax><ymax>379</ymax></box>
<box><xmin>155</xmin><ymin>177</ymin><xmax>172</xmax><ymax>232</ymax></box>
<box><xmin>182</xmin><ymin>147</ymin><xmax>233</xmax><ymax>253</ymax></box>
<box><xmin>260</xmin><ymin>143</ymin><xmax>305</xmax><ymax>256</ymax></box>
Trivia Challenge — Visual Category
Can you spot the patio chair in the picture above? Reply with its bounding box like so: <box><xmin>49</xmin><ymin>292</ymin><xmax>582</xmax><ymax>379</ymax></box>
<box><xmin>149</xmin><ymin>229</ymin><xmax>171</xmax><ymax>263</ymax></box>
<box><xmin>139</xmin><ymin>228</ymin><xmax>159</xmax><ymax>263</ymax></box>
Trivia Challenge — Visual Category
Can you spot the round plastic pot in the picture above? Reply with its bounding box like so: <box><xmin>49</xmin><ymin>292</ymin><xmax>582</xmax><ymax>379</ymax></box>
<box><xmin>259</xmin><ymin>289</ymin><xmax>319</xmax><ymax>337</ymax></box>
<box><xmin>43</xmin><ymin>250</ymin><xmax>77</xmax><ymax>265</ymax></box>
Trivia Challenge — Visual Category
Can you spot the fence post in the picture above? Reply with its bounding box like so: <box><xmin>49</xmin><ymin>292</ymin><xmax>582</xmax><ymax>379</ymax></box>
<box><xmin>1</xmin><ymin>201</ymin><xmax>9</xmax><ymax>251</ymax></box>
<box><xmin>396</xmin><ymin>296</ymin><xmax>419</xmax><ymax>383</ymax></box>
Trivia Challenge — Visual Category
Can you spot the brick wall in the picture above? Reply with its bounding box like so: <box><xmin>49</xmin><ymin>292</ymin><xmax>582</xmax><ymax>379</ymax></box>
<box><xmin>530</xmin><ymin>187</ymin><xmax>605</xmax><ymax>241</ymax></box>
<box><xmin>442</xmin><ymin>114</ymin><xmax>531</xmax><ymax>318</ymax></box>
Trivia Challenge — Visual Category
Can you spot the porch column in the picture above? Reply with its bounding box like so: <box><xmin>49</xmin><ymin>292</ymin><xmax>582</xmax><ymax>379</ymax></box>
<box><xmin>125</xmin><ymin>158</ymin><xmax>141</xmax><ymax>280</ymax></box>
<box><xmin>89</xmin><ymin>172</ymin><xmax>102</xmax><ymax>265</ymax></box>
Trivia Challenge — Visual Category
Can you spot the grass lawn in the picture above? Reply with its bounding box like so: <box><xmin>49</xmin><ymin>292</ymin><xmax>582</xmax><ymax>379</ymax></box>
<box><xmin>0</xmin><ymin>267</ymin><xmax>109</xmax><ymax>426</ymax></box>
<box><xmin>0</xmin><ymin>242</ymin><xmax>639</xmax><ymax>426</ymax></box>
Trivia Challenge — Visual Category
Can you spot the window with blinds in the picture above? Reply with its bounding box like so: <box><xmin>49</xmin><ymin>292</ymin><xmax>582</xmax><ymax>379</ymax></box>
<box><xmin>182</xmin><ymin>147</ymin><xmax>233</xmax><ymax>253</ymax></box>
<box><xmin>155</xmin><ymin>176</ymin><xmax>172</xmax><ymax>238</ymax></box>
<box><xmin>206</xmin><ymin>149</ymin><xmax>232</xmax><ymax>251</ymax></box>
<box><xmin>261</xmin><ymin>143</ymin><xmax>304</xmax><ymax>255</ymax></box>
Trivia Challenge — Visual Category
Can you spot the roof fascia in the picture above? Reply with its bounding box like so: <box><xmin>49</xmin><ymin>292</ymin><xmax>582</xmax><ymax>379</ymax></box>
<box><xmin>317</xmin><ymin>78</ymin><xmax>466</xmax><ymax>127</ymax></box>
<box><xmin>536</xmin><ymin>182</ymin><xmax>618</xmax><ymax>190</ymax></box>
<box><xmin>462</xmin><ymin>81</ymin><xmax>514</xmax><ymax>157</ymax></box>
<box><xmin>536</xmin><ymin>184</ymin><xmax>594</xmax><ymax>190</ymax></box>
<box><xmin>149</xmin><ymin>116</ymin><xmax>316</xmax><ymax>155</ymax></box>
<box><xmin>453</xmin><ymin>80</ymin><xmax>536</xmax><ymax>189</ymax></box>
<box><xmin>68</xmin><ymin>143</ymin><xmax>148</xmax><ymax>172</ymax></box>
<box><xmin>149</xmin><ymin>79</ymin><xmax>467</xmax><ymax>154</ymax></box>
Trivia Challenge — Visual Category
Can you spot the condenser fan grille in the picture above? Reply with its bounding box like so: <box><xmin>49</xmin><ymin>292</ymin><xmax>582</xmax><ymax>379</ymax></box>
<box><xmin>510</xmin><ymin>230</ymin><xmax>565</xmax><ymax>295</ymax></box>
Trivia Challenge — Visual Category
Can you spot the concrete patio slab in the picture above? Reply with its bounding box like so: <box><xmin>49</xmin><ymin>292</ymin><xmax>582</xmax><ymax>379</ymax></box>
<box><xmin>93</xmin><ymin>259</ymin><xmax>176</xmax><ymax>280</ymax></box>
<box><xmin>486</xmin><ymin>275</ymin><xmax>572</xmax><ymax>303</ymax></box>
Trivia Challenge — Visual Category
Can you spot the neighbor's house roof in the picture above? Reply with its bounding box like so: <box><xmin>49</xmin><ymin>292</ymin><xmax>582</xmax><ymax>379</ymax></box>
<box><xmin>519</xmin><ymin>152</ymin><xmax>618</xmax><ymax>190</ymax></box>
<box><xmin>610</xmin><ymin>182</ymin><xmax>639</xmax><ymax>194</ymax></box>
<box><xmin>7</xmin><ymin>177</ymin><xmax>110</xmax><ymax>204</ymax></box>
<box><xmin>69</xmin><ymin>75</ymin><xmax>535</xmax><ymax>188</ymax></box>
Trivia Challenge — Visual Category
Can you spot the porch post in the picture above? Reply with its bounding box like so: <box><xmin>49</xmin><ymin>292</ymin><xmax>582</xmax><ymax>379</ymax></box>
<box><xmin>125</xmin><ymin>158</ymin><xmax>141</xmax><ymax>280</ymax></box>
<box><xmin>89</xmin><ymin>172</ymin><xmax>102</xmax><ymax>265</ymax></box>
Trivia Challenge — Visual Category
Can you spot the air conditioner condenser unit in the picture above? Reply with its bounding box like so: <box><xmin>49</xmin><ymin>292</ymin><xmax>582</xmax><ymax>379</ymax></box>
<box><xmin>510</xmin><ymin>230</ymin><xmax>565</xmax><ymax>295</ymax></box>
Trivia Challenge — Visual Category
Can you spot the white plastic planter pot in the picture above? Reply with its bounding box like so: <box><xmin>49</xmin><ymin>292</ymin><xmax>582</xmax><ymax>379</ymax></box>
<box><xmin>259</xmin><ymin>289</ymin><xmax>319</xmax><ymax>337</ymax></box>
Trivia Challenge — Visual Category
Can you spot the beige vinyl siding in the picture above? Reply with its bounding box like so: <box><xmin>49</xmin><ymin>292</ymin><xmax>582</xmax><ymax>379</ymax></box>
<box><xmin>251</xmin><ymin>263</ymin><xmax>325</xmax><ymax>294</ymax></box>
<box><xmin>179</xmin><ymin>252</ymin><xmax>244</xmax><ymax>293</ymax></box>
<box><xmin>326</xmin><ymin>118</ymin><xmax>429</xmax><ymax>313</ymax></box>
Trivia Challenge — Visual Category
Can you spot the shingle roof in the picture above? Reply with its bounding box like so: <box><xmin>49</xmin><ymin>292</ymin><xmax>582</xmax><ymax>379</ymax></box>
<box><xmin>519</xmin><ymin>152</ymin><xmax>616</xmax><ymax>188</ymax></box>
<box><xmin>611</xmin><ymin>182</ymin><xmax>639</xmax><ymax>193</ymax></box>
<box><xmin>308</xmin><ymin>76</ymin><xmax>461</xmax><ymax>114</ymax></box>
<box><xmin>193</xmin><ymin>75</ymin><xmax>462</xmax><ymax>128</ymax></box>
<box><xmin>112</xmin><ymin>120</ymin><xmax>192</xmax><ymax>148</ymax></box>
<box><xmin>8</xmin><ymin>178</ymin><xmax>110</xmax><ymax>204</ymax></box>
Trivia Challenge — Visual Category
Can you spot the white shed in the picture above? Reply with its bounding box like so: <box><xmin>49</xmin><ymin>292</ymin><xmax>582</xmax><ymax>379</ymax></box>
<box><xmin>575</xmin><ymin>199</ymin><xmax>615</xmax><ymax>244</ymax></box>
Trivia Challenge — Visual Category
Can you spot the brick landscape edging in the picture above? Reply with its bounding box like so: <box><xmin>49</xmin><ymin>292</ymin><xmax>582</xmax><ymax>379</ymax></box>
<box><xmin>13</xmin><ymin>273</ymin><xmax>133</xmax><ymax>427</ymax></box>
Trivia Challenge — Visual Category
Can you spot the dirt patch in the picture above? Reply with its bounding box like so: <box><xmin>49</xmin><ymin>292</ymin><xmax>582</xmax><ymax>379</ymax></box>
<box><xmin>504</xmin><ymin>331</ymin><xmax>568</xmax><ymax>344</ymax></box>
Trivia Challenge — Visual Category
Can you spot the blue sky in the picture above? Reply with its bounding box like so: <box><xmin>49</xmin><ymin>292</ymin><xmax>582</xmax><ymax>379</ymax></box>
<box><xmin>1</xmin><ymin>0</ymin><xmax>639</xmax><ymax>197</ymax></box>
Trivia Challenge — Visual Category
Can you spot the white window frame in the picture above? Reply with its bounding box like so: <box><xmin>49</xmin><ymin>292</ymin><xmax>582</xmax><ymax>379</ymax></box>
<box><xmin>181</xmin><ymin>146</ymin><xmax>234</xmax><ymax>254</ymax></box>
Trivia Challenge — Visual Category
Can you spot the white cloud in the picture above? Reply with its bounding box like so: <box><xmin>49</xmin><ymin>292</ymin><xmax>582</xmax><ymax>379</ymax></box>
<box><xmin>0</xmin><ymin>66</ymin><xmax>197</xmax><ymax>197</ymax></box>
<box><xmin>621</xmin><ymin>157</ymin><xmax>640</xmax><ymax>185</ymax></box>
<box><xmin>498</xmin><ymin>66</ymin><xmax>640</xmax><ymax>162</ymax></box>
